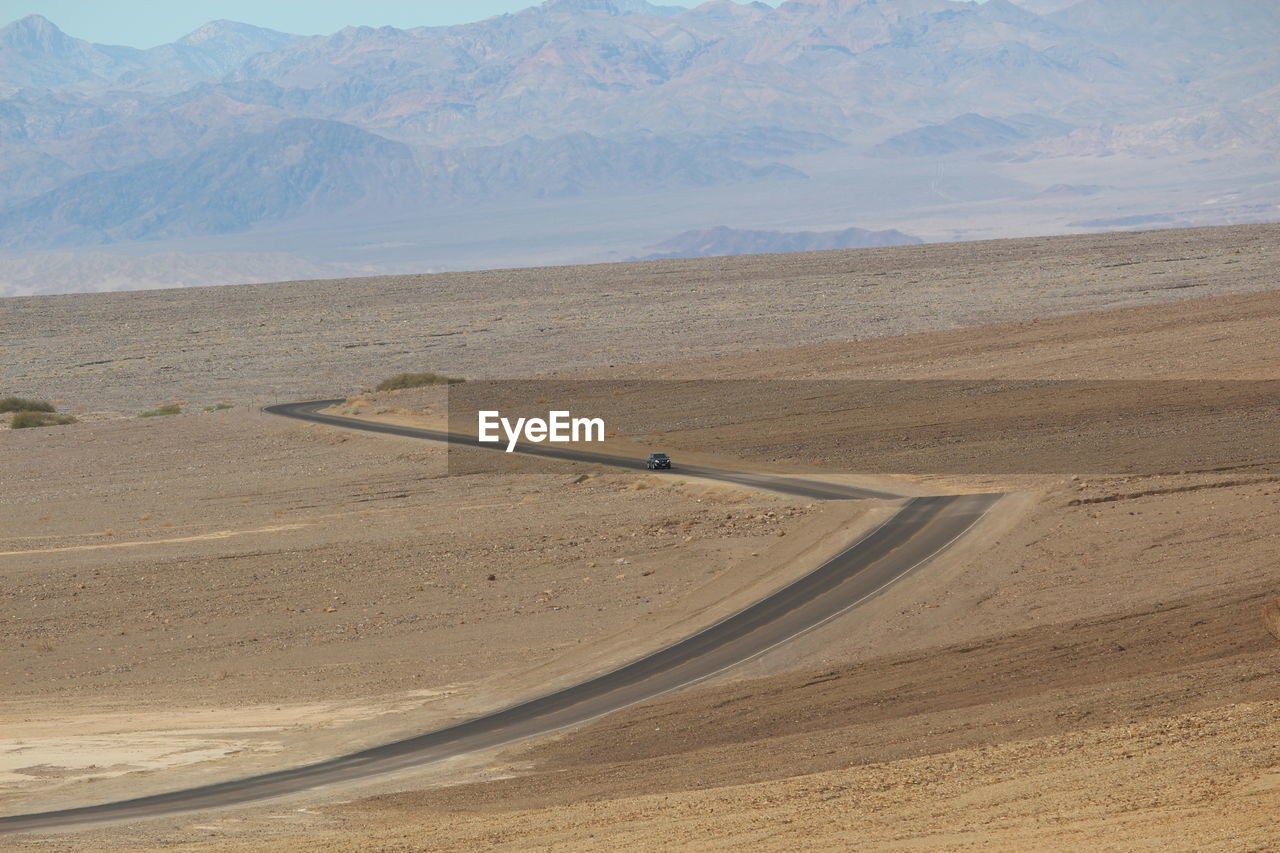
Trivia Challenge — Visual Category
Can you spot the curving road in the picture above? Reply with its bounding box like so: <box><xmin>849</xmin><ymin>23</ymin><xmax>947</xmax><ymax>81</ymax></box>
<box><xmin>0</xmin><ymin>400</ymin><xmax>1000</xmax><ymax>833</ymax></box>
<box><xmin>267</xmin><ymin>399</ymin><xmax>903</xmax><ymax>501</ymax></box>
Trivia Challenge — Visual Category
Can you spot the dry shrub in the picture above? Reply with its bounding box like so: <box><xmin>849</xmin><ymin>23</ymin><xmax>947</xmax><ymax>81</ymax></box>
<box><xmin>11</xmin><ymin>411</ymin><xmax>76</xmax><ymax>429</ymax></box>
<box><xmin>375</xmin><ymin>372</ymin><xmax>464</xmax><ymax>391</ymax></box>
<box><xmin>138</xmin><ymin>403</ymin><xmax>181</xmax><ymax>418</ymax></box>
<box><xmin>0</xmin><ymin>396</ymin><xmax>54</xmax><ymax>413</ymax></box>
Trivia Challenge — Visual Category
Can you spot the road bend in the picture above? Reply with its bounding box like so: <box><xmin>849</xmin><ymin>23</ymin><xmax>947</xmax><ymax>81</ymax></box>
<box><xmin>0</xmin><ymin>399</ymin><xmax>1000</xmax><ymax>833</ymax></box>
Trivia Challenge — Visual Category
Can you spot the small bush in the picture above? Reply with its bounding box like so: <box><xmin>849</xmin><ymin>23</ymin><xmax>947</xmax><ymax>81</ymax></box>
<box><xmin>139</xmin><ymin>404</ymin><xmax>182</xmax><ymax>418</ymax></box>
<box><xmin>0</xmin><ymin>396</ymin><xmax>54</xmax><ymax>413</ymax></box>
<box><xmin>376</xmin><ymin>372</ymin><xmax>465</xmax><ymax>391</ymax></box>
<box><xmin>11</xmin><ymin>411</ymin><xmax>77</xmax><ymax>429</ymax></box>
<box><xmin>204</xmin><ymin>402</ymin><xmax>234</xmax><ymax>412</ymax></box>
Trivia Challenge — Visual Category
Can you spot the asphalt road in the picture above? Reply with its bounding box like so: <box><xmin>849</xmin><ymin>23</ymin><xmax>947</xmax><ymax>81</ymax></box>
<box><xmin>265</xmin><ymin>399</ymin><xmax>903</xmax><ymax>501</ymax></box>
<box><xmin>0</xmin><ymin>400</ymin><xmax>1000</xmax><ymax>833</ymax></box>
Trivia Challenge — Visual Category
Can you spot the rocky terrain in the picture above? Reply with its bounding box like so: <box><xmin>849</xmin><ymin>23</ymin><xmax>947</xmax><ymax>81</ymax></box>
<box><xmin>4</xmin><ymin>224</ymin><xmax>1276</xmax><ymax>413</ymax></box>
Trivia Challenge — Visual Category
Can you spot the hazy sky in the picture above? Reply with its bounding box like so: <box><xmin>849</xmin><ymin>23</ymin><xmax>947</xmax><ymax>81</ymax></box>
<box><xmin>0</xmin><ymin>0</ymin><xmax>786</xmax><ymax>48</ymax></box>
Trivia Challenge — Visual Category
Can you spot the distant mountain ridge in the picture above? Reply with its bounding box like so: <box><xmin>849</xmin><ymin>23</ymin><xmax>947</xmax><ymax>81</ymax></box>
<box><xmin>0</xmin><ymin>14</ymin><xmax>301</xmax><ymax>88</ymax></box>
<box><xmin>874</xmin><ymin>114</ymin><xmax>1075</xmax><ymax>157</ymax></box>
<box><xmin>148</xmin><ymin>21</ymin><xmax>304</xmax><ymax>76</ymax></box>
<box><xmin>0</xmin><ymin>124</ymin><xmax>814</xmax><ymax>249</ymax></box>
<box><xmin>636</xmin><ymin>225</ymin><xmax>923</xmax><ymax>260</ymax></box>
<box><xmin>0</xmin><ymin>119</ymin><xmax>422</xmax><ymax>248</ymax></box>
<box><xmin>0</xmin><ymin>14</ymin><xmax>146</xmax><ymax>88</ymax></box>
<box><xmin>0</xmin><ymin>0</ymin><xmax>1276</xmax><ymax>291</ymax></box>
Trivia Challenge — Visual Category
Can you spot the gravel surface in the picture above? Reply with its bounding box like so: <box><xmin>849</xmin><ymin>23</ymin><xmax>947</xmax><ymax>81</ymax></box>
<box><xmin>3</xmin><ymin>224</ymin><xmax>1276</xmax><ymax>413</ymax></box>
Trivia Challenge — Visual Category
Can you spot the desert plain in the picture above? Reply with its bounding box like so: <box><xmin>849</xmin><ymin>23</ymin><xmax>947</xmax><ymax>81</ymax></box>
<box><xmin>1</xmin><ymin>223</ymin><xmax>1278</xmax><ymax>850</ymax></box>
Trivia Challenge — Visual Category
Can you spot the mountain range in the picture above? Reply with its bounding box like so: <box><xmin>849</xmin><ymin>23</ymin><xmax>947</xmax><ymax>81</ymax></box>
<box><xmin>0</xmin><ymin>0</ymin><xmax>1276</xmax><ymax>294</ymax></box>
<box><xmin>635</xmin><ymin>225</ymin><xmax>922</xmax><ymax>259</ymax></box>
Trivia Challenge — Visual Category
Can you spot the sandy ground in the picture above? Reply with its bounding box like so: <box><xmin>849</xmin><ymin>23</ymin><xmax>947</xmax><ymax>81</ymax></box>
<box><xmin>14</xmin><ymin>457</ymin><xmax>1276</xmax><ymax>850</ymax></box>
<box><xmin>178</xmin><ymin>700</ymin><xmax>1280</xmax><ymax>851</ymax></box>
<box><xmin>4</xmin><ymin>406</ymin><xmax>909</xmax><ymax>817</ymax></box>
<box><xmin>2</xmin><ymin>227</ymin><xmax>1277</xmax><ymax>850</ymax></box>
<box><xmin>600</xmin><ymin>286</ymin><xmax>1280</xmax><ymax>383</ymax></box>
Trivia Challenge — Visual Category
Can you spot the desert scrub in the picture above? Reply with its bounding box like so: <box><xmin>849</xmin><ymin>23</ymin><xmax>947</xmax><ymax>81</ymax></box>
<box><xmin>376</xmin><ymin>372</ymin><xmax>465</xmax><ymax>391</ymax></box>
<box><xmin>11</xmin><ymin>411</ymin><xmax>77</xmax><ymax>429</ymax></box>
<box><xmin>0</xmin><ymin>396</ymin><xmax>54</xmax><ymax>413</ymax></box>
<box><xmin>204</xmin><ymin>402</ymin><xmax>234</xmax><ymax>412</ymax></box>
<box><xmin>138</xmin><ymin>403</ymin><xmax>182</xmax><ymax>418</ymax></box>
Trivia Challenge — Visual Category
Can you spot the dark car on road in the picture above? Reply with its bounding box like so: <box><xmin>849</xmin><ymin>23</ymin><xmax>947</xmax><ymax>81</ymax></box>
<box><xmin>645</xmin><ymin>452</ymin><xmax>672</xmax><ymax>470</ymax></box>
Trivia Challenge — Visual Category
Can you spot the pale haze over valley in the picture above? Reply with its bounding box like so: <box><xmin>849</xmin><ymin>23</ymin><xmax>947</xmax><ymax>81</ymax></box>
<box><xmin>0</xmin><ymin>0</ymin><xmax>1275</xmax><ymax>295</ymax></box>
